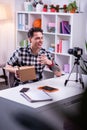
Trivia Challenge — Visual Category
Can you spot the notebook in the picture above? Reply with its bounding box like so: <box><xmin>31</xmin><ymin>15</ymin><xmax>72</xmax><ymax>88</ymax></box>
<box><xmin>20</xmin><ymin>88</ymin><xmax>52</xmax><ymax>103</ymax></box>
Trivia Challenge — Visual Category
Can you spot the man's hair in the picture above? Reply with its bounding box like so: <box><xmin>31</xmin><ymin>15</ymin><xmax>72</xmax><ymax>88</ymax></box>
<box><xmin>27</xmin><ymin>27</ymin><xmax>43</xmax><ymax>38</ymax></box>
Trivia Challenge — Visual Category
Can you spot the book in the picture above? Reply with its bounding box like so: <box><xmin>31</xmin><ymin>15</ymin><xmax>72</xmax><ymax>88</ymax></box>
<box><xmin>64</xmin><ymin>24</ymin><xmax>71</xmax><ymax>34</ymax></box>
<box><xmin>20</xmin><ymin>88</ymin><xmax>52</xmax><ymax>102</ymax></box>
<box><xmin>61</xmin><ymin>21</ymin><xmax>69</xmax><ymax>34</ymax></box>
<box><xmin>60</xmin><ymin>22</ymin><xmax>62</xmax><ymax>33</ymax></box>
<box><xmin>58</xmin><ymin>39</ymin><xmax>62</xmax><ymax>53</ymax></box>
<box><xmin>18</xmin><ymin>13</ymin><xmax>22</xmax><ymax>29</ymax></box>
<box><xmin>62</xmin><ymin>40</ymin><xmax>69</xmax><ymax>53</ymax></box>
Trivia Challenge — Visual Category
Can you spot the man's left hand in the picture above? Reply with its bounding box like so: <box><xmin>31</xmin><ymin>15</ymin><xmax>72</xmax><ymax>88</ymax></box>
<box><xmin>38</xmin><ymin>54</ymin><xmax>52</xmax><ymax>65</ymax></box>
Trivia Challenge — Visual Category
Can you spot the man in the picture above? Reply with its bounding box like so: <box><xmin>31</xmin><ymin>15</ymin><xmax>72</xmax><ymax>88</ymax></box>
<box><xmin>6</xmin><ymin>27</ymin><xmax>62</xmax><ymax>86</ymax></box>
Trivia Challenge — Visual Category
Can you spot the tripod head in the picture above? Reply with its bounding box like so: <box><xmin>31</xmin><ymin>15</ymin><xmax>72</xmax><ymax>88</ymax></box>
<box><xmin>68</xmin><ymin>47</ymin><xmax>83</xmax><ymax>59</ymax></box>
<box><xmin>74</xmin><ymin>56</ymin><xmax>81</xmax><ymax>65</ymax></box>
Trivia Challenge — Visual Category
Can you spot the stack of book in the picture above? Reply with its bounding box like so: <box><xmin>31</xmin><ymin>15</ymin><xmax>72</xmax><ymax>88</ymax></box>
<box><xmin>56</xmin><ymin>39</ymin><xmax>69</xmax><ymax>53</ymax></box>
<box><xmin>20</xmin><ymin>88</ymin><xmax>53</xmax><ymax>102</ymax></box>
<box><xmin>60</xmin><ymin>20</ymin><xmax>71</xmax><ymax>34</ymax></box>
<box><xmin>18</xmin><ymin>13</ymin><xmax>28</xmax><ymax>30</ymax></box>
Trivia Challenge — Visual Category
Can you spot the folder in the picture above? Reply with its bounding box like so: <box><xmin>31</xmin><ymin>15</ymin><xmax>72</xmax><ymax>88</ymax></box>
<box><xmin>20</xmin><ymin>89</ymin><xmax>52</xmax><ymax>102</ymax></box>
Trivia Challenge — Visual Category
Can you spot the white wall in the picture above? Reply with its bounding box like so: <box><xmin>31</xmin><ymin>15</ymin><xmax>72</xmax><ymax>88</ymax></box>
<box><xmin>0</xmin><ymin>0</ymin><xmax>27</xmax><ymax>64</ymax></box>
<box><xmin>49</xmin><ymin>0</ymin><xmax>87</xmax><ymax>41</ymax></box>
<box><xmin>0</xmin><ymin>0</ymin><xmax>87</xmax><ymax>64</ymax></box>
<box><xmin>80</xmin><ymin>0</ymin><xmax>87</xmax><ymax>41</ymax></box>
<box><xmin>0</xmin><ymin>0</ymin><xmax>15</xmax><ymax>63</ymax></box>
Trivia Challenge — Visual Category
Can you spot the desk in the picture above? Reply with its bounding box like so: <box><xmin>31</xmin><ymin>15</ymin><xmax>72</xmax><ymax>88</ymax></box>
<box><xmin>0</xmin><ymin>73</ymin><xmax>87</xmax><ymax>130</ymax></box>
<box><xmin>0</xmin><ymin>73</ymin><xmax>87</xmax><ymax>108</ymax></box>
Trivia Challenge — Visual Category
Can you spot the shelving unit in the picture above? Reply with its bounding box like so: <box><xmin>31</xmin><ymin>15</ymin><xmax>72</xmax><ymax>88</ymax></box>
<box><xmin>16</xmin><ymin>11</ymin><xmax>86</xmax><ymax>75</ymax></box>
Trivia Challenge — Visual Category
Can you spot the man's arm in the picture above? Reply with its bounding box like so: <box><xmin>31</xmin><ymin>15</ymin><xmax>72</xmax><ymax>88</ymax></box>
<box><xmin>38</xmin><ymin>54</ymin><xmax>62</xmax><ymax>77</ymax></box>
<box><xmin>48</xmin><ymin>63</ymin><xmax>62</xmax><ymax>77</ymax></box>
<box><xmin>5</xmin><ymin>64</ymin><xmax>20</xmax><ymax>80</ymax></box>
<box><xmin>5</xmin><ymin>64</ymin><xmax>17</xmax><ymax>73</ymax></box>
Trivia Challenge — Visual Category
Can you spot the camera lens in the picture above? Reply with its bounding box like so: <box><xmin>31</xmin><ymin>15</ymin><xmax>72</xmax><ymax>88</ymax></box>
<box><xmin>68</xmin><ymin>47</ymin><xmax>83</xmax><ymax>58</ymax></box>
<box><xmin>68</xmin><ymin>49</ymin><xmax>73</xmax><ymax>55</ymax></box>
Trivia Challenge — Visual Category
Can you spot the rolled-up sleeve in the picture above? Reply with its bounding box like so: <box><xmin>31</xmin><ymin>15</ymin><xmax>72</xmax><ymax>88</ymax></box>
<box><xmin>7</xmin><ymin>49</ymin><xmax>19</xmax><ymax>66</ymax></box>
<box><xmin>46</xmin><ymin>51</ymin><xmax>61</xmax><ymax>72</ymax></box>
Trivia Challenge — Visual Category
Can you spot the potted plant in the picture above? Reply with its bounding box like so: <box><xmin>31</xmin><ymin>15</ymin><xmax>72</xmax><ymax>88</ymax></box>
<box><xmin>55</xmin><ymin>5</ymin><xmax>59</xmax><ymax>12</ymax></box>
<box><xmin>63</xmin><ymin>4</ymin><xmax>67</xmax><ymax>13</ymax></box>
<box><xmin>80</xmin><ymin>55</ymin><xmax>87</xmax><ymax>74</ymax></box>
<box><xmin>85</xmin><ymin>40</ymin><xmax>87</xmax><ymax>54</ymax></box>
<box><xmin>43</xmin><ymin>4</ymin><xmax>48</xmax><ymax>12</ymax></box>
<box><xmin>32</xmin><ymin>0</ymin><xmax>43</xmax><ymax>11</ymax></box>
<box><xmin>50</xmin><ymin>4</ymin><xmax>56</xmax><ymax>12</ymax></box>
<box><xmin>67</xmin><ymin>1</ymin><xmax>78</xmax><ymax>13</ymax></box>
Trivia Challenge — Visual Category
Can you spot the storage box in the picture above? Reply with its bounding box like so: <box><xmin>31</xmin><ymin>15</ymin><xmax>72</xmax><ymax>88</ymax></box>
<box><xmin>47</xmin><ymin>22</ymin><xmax>55</xmax><ymax>32</ymax></box>
<box><xmin>17</xmin><ymin>66</ymin><xmax>36</xmax><ymax>82</ymax></box>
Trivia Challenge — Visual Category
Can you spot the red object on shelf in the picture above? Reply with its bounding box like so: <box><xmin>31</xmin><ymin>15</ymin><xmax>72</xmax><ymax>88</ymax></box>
<box><xmin>50</xmin><ymin>8</ymin><xmax>56</xmax><ymax>12</ymax></box>
<box><xmin>43</xmin><ymin>8</ymin><xmax>47</xmax><ymax>12</ymax></box>
<box><xmin>57</xmin><ymin>44</ymin><xmax>59</xmax><ymax>53</ymax></box>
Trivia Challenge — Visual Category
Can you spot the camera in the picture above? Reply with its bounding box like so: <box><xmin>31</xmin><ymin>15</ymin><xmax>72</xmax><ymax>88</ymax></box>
<box><xmin>68</xmin><ymin>47</ymin><xmax>83</xmax><ymax>58</ymax></box>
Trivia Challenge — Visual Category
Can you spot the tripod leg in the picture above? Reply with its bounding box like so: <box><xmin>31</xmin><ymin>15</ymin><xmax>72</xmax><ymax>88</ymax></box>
<box><xmin>64</xmin><ymin>64</ymin><xmax>75</xmax><ymax>86</ymax></box>
<box><xmin>78</xmin><ymin>65</ymin><xmax>84</xmax><ymax>89</ymax></box>
<box><xmin>75</xmin><ymin>63</ymin><xmax>79</xmax><ymax>82</ymax></box>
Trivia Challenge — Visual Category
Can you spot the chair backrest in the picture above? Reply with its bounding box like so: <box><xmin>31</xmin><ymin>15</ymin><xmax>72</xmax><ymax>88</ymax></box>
<box><xmin>8</xmin><ymin>72</ymin><xmax>15</xmax><ymax>87</ymax></box>
<box><xmin>0</xmin><ymin>63</ymin><xmax>8</xmax><ymax>85</ymax></box>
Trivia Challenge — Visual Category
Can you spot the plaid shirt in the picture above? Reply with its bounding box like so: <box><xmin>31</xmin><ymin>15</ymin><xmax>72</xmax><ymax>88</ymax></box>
<box><xmin>7</xmin><ymin>45</ymin><xmax>54</xmax><ymax>85</ymax></box>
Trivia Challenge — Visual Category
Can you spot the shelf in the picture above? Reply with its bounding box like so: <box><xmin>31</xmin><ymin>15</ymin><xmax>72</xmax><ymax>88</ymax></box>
<box><xmin>16</xmin><ymin>11</ymin><xmax>85</xmax><ymax>75</ymax></box>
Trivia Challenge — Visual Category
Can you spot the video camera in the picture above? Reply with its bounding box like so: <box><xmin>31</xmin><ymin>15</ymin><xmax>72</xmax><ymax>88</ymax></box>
<box><xmin>68</xmin><ymin>47</ymin><xmax>83</xmax><ymax>58</ymax></box>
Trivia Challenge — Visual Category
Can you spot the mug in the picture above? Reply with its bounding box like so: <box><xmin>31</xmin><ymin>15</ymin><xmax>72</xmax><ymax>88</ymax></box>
<box><xmin>64</xmin><ymin>64</ymin><xmax>70</xmax><ymax>73</ymax></box>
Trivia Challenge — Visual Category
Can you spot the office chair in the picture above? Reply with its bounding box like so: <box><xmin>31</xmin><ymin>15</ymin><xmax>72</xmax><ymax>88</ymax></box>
<box><xmin>8</xmin><ymin>72</ymin><xmax>15</xmax><ymax>87</ymax></box>
<box><xmin>0</xmin><ymin>64</ymin><xmax>8</xmax><ymax>85</ymax></box>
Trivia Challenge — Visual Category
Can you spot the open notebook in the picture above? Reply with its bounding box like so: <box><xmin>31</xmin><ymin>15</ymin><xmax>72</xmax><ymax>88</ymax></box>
<box><xmin>20</xmin><ymin>88</ymin><xmax>53</xmax><ymax>103</ymax></box>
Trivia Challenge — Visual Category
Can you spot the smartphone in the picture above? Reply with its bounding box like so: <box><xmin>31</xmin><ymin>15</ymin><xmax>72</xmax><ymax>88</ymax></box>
<box><xmin>43</xmin><ymin>86</ymin><xmax>57</xmax><ymax>91</ymax></box>
<box><xmin>38</xmin><ymin>86</ymin><xmax>58</xmax><ymax>92</ymax></box>
<box><xmin>20</xmin><ymin>88</ymin><xmax>29</xmax><ymax>93</ymax></box>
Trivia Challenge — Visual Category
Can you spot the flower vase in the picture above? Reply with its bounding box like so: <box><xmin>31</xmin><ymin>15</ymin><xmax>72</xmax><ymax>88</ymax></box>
<box><xmin>36</xmin><ymin>3</ymin><xmax>43</xmax><ymax>12</ymax></box>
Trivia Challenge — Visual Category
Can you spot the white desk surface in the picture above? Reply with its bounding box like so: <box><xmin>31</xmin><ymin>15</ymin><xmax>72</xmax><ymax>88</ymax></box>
<box><xmin>0</xmin><ymin>73</ymin><xmax>87</xmax><ymax>108</ymax></box>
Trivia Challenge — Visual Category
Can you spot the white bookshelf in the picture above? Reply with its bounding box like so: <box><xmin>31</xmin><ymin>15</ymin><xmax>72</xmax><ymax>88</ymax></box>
<box><xmin>16</xmin><ymin>11</ymin><xmax>86</xmax><ymax>75</ymax></box>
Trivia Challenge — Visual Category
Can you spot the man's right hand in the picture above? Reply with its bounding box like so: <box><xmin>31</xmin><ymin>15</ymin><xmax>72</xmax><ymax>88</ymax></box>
<box><xmin>5</xmin><ymin>64</ymin><xmax>21</xmax><ymax>80</ymax></box>
<box><xmin>15</xmin><ymin>70</ymin><xmax>20</xmax><ymax>80</ymax></box>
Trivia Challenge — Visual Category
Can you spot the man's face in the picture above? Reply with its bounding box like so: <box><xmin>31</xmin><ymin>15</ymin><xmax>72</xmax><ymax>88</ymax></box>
<box><xmin>30</xmin><ymin>32</ymin><xmax>43</xmax><ymax>49</ymax></box>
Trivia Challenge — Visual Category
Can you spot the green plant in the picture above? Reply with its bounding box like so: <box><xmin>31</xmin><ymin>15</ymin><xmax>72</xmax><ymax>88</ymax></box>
<box><xmin>80</xmin><ymin>41</ymin><xmax>87</xmax><ymax>74</ymax></box>
<box><xmin>85</xmin><ymin>41</ymin><xmax>87</xmax><ymax>51</ymax></box>
<box><xmin>49</xmin><ymin>4</ymin><xmax>56</xmax><ymax>12</ymax></box>
<box><xmin>50</xmin><ymin>4</ymin><xmax>55</xmax><ymax>9</ymax></box>
<box><xmin>43</xmin><ymin>4</ymin><xmax>48</xmax><ymax>9</ymax></box>
<box><xmin>67</xmin><ymin>1</ymin><xmax>78</xmax><ymax>12</ymax></box>
<box><xmin>63</xmin><ymin>4</ymin><xmax>67</xmax><ymax>12</ymax></box>
<box><xmin>55</xmin><ymin>5</ymin><xmax>59</xmax><ymax>12</ymax></box>
<box><xmin>80</xmin><ymin>58</ymin><xmax>87</xmax><ymax>74</ymax></box>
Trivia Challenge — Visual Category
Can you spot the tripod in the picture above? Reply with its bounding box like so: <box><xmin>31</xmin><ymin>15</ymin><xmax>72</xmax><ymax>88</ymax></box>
<box><xmin>64</xmin><ymin>57</ymin><xmax>84</xmax><ymax>89</ymax></box>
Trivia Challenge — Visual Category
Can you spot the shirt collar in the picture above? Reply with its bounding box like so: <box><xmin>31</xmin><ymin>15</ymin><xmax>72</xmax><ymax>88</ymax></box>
<box><xmin>27</xmin><ymin>44</ymin><xmax>44</xmax><ymax>56</ymax></box>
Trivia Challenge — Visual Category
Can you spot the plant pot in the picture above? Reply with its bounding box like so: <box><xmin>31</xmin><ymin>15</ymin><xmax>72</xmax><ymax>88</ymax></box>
<box><xmin>36</xmin><ymin>3</ymin><xmax>43</xmax><ymax>12</ymax></box>
<box><xmin>50</xmin><ymin>8</ymin><xmax>56</xmax><ymax>12</ymax></box>
<box><xmin>70</xmin><ymin>8</ymin><xmax>76</xmax><ymax>13</ymax></box>
<box><xmin>43</xmin><ymin>8</ymin><xmax>47</xmax><ymax>12</ymax></box>
<box><xmin>64</xmin><ymin>9</ymin><xmax>67</xmax><ymax>13</ymax></box>
<box><xmin>24</xmin><ymin>2</ymin><xmax>33</xmax><ymax>11</ymax></box>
